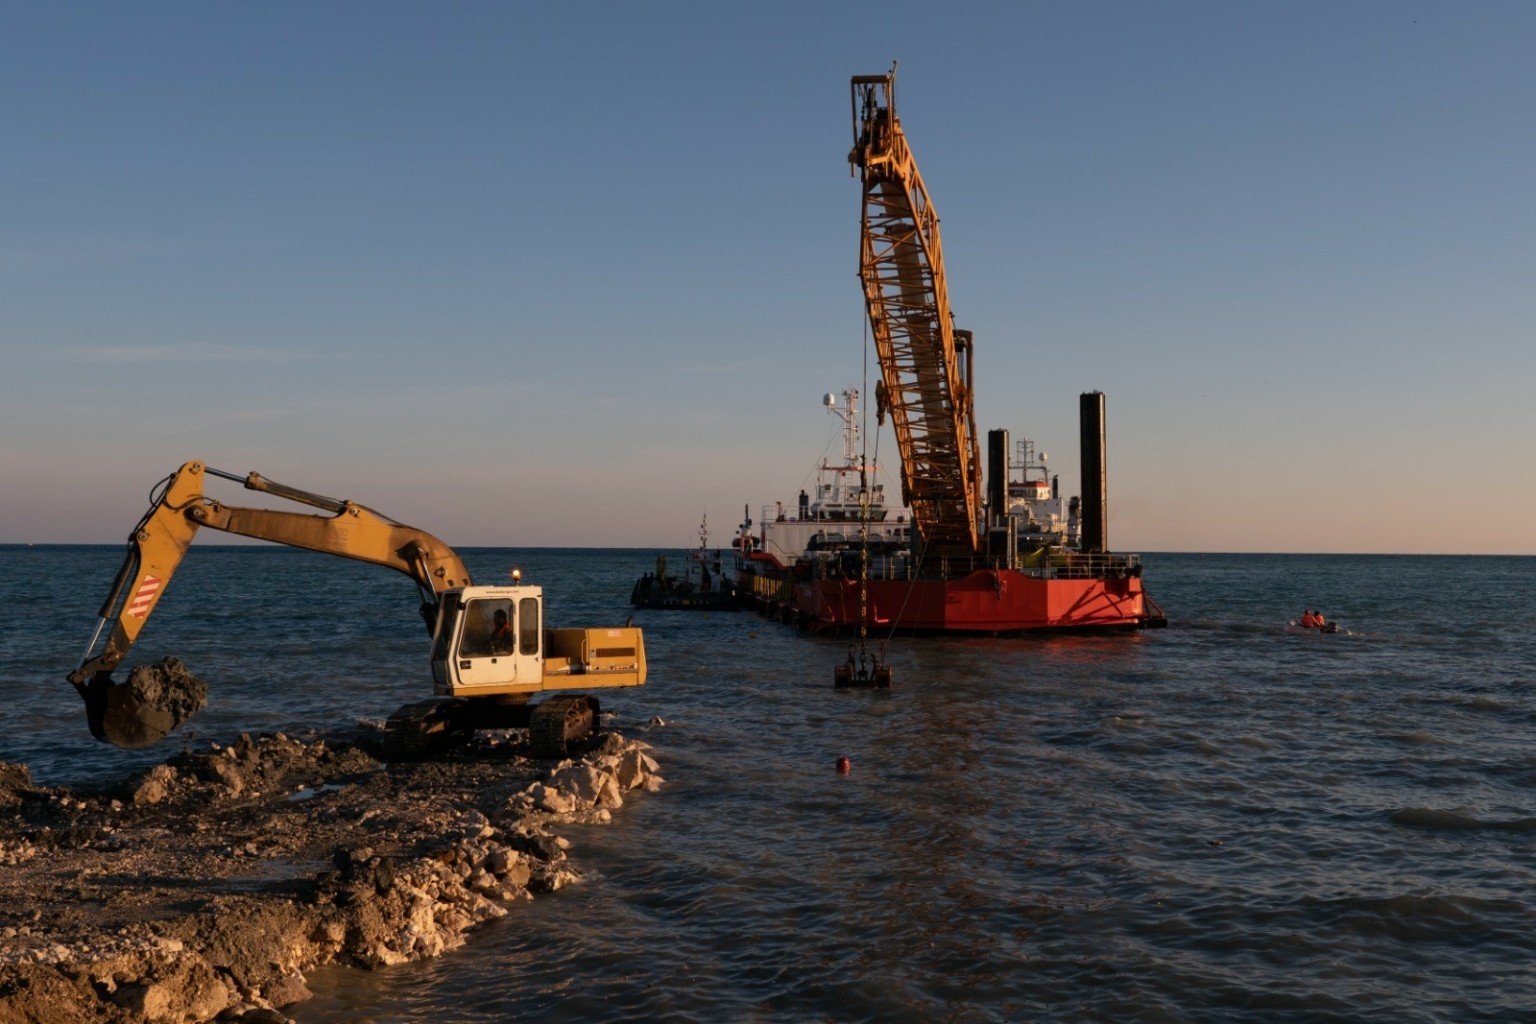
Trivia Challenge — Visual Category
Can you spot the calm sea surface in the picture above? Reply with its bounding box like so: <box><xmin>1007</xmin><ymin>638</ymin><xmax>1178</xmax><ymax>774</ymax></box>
<box><xmin>3</xmin><ymin>547</ymin><xmax>1534</xmax><ymax>1022</ymax></box>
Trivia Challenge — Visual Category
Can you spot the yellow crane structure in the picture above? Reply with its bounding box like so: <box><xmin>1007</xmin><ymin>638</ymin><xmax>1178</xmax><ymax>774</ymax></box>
<box><xmin>736</xmin><ymin>67</ymin><xmax>1165</xmax><ymax>638</ymax></box>
<box><xmin>848</xmin><ymin>66</ymin><xmax>983</xmax><ymax>560</ymax></box>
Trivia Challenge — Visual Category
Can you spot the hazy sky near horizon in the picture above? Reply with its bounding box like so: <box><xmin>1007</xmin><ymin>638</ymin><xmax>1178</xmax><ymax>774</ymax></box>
<box><xmin>4</xmin><ymin>2</ymin><xmax>1533</xmax><ymax>554</ymax></box>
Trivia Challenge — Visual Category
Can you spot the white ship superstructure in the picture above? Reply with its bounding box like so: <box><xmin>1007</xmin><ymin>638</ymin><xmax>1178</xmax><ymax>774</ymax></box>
<box><xmin>735</xmin><ymin>388</ymin><xmax>910</xmax><ymax>569</ymax></box>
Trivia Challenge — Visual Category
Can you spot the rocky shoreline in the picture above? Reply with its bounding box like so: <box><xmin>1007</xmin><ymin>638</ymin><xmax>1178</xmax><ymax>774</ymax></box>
<box><xmin>0</xmin><ymin>722</ymin><xmax>664</xmax><ymax>1024</ymax></box>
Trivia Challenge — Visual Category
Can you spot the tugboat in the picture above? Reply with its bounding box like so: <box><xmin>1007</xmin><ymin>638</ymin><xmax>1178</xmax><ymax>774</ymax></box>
<box><xmin>631</xmin><ymin>514</ymin><xmax>738</xmax><ymax>611</ymax></box>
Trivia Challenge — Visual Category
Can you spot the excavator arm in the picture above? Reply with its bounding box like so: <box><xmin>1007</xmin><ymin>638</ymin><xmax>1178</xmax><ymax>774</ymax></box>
<box><xmin>70</xmin><ymin>460</ymin><xmax>471</xmax><ymax>747</ymax></box>
<box><xmin>849</xmin><ymin>67</ymin><xmax>983</xmax><ymax>558</ymax></box>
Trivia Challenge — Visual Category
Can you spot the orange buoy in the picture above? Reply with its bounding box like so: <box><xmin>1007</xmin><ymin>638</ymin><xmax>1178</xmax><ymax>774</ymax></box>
<box><xmin>835</xmin><ymin>756</ymin><xmax>851</xmax><ymax>774</ymax></box>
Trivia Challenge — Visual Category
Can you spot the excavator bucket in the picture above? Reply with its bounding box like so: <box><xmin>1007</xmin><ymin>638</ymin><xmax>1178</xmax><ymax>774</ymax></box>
<box><xmin>79</xmin><ymin>657</ymin><xmax>208</xmax><ymax>749</ymax></box>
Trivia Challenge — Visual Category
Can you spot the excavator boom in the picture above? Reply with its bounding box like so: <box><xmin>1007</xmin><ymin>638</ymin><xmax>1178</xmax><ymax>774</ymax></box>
<box><xmin>849</xmin><ymin>68</ymin><xmax>983</xmax><ymax>557</ymax></box>
<box><xmin>70</xmin><ymin>460</ymin><xmax>470</xmax><ymax>747</ymax></box>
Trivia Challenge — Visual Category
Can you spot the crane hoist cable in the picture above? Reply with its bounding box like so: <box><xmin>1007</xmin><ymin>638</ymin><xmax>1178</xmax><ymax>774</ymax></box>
<box><xmin>834</xmin><ymin>316</ymin><xmax>893</xmax><ymax>689</ymax></box>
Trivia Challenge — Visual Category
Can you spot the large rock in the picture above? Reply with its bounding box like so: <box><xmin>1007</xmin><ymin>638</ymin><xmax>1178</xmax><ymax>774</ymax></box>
<box><xmin>123</xmin><ymin>657</ymin><xmax>208</xmax><ymax>726</ymax></box>
<box><xmin>0</xmin><ymin>764</ymin><xmax>32</xmax><ymax>810</ymax></box>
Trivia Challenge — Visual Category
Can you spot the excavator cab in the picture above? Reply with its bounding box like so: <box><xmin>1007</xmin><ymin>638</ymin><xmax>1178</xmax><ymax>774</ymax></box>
<box><xmin>430</xmin><ymin>586</ymin><xmax>547</xmax><ymax>695</ymax></box>
<box><xmin>428</xmin><ymin>584</ymin><xmax>645</xmax><ymax>701</ymax></box>
<box><xmin>420</xmin><ymin>582</ymin><xmax>645</xmax><ymax>758</ymax></box>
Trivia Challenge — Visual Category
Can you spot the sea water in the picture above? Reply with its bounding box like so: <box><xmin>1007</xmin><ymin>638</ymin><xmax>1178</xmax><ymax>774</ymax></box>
<box><xmin>2</xmin><ymin>547</ymin><xmax>1533</xmax><ymax>1022</ymax></box>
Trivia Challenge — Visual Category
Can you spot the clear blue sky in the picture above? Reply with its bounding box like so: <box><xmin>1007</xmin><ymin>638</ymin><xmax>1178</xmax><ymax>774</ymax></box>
<box><xmin>4</xmin><ymin>2</ymin><xmax>1533</xmax><ymax>554</ymax></box>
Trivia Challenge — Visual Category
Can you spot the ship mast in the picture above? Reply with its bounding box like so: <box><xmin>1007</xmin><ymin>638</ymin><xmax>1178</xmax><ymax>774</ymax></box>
<box><xmin>821</xmin><ymin>387</ymin><xmax>870</xmax><ymax>504</ymax></box>
<box><xmin>848</xmin><ymin>66</ymin><xmax>982</xmax><ymax>559</ymax></box>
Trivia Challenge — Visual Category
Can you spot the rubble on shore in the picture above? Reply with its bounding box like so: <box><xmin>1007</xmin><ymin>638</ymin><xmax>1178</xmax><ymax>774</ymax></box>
<box><xmin>0</xmin><ymin>723</ymin><xmax>664</xmax><ymax>1024</ymax></box>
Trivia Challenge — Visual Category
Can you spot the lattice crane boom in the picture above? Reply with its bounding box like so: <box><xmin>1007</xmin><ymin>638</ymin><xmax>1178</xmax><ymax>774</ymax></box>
<box><xmin>849</xmin><ymin>68</ymin><xmax>982</xmax><ymax>557</ymax></box>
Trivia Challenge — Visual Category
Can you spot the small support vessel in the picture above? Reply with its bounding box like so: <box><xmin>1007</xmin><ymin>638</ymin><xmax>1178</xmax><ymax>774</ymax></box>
<box><xmin>631</xmin><ymin>515</ymin><xmax>738</xmax><ymax>611</ymax></box>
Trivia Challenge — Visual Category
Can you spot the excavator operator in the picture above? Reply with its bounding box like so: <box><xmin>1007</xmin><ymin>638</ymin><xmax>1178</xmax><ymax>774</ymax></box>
<box><xmin>491</xmin><ymin>609</ymin><xmax>514</xmax><ymax>654</ymax></box>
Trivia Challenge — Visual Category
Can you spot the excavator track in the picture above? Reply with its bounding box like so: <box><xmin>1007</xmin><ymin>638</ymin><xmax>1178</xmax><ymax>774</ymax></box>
<box><xmin>380</xmin><ymin>699</ymin><xmax>467</xmax><ymax>762</ymax></box>
<box><xmin>529</xmin><ymin>694</ymin><xmax>600</xmax><ymax>759</ymax></box>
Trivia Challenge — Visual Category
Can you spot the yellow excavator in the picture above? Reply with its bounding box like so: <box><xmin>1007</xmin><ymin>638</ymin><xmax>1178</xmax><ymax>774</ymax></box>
<box><xmin>69</xmin><ymin>460</ymin><xmax>646</xmax><ymax>758</ymax></box>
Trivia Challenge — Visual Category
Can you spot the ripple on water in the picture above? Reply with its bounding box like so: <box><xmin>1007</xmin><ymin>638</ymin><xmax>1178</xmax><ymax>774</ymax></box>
<box><xmin>1389</xmin><ymin>806</ymin><xmax>1536</xmax><ymax>833</ymax></box>
<box><xmin>13</xmin><ymin>549</ymin><xmax>1533</xmax><ymax>1023</ymax></box>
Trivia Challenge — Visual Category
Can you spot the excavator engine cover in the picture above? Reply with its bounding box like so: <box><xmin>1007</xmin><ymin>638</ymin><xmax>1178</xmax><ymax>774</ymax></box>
<box><xmin>80</xmin><ymin>657</ymin><xmax>208</xmax><ymax>749</ymax></box>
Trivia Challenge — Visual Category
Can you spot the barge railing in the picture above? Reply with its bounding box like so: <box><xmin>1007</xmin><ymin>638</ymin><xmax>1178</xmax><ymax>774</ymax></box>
<box><xmin>806</xmin><ymin>550</ymin><xmax>1143</xmax><ymax>582</ymax></box>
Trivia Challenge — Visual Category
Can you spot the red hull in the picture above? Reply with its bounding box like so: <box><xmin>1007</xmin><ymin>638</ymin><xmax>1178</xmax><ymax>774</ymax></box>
<box><xmin>792</xmin><ymin>569</ymin><xmax>1149</xmax><ymax>634</ymax></box>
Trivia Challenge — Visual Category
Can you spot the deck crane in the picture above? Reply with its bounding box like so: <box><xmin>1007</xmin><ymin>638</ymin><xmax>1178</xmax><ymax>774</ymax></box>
<box><xmin>848</xmin><ymin>66</ymin><xmax>984</xmax><ymax>561</ymax></box>
<box><xmin>735</xmin><ymin>68</ymin><xmax>1161</xmax><ymax>638</ymax></box>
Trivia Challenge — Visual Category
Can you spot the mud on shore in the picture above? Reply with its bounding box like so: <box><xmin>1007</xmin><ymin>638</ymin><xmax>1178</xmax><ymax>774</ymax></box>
<box><xmin>0</xmin><ymin>722</ymin><xmax>664</xmax><ymax>1024</ymax></box>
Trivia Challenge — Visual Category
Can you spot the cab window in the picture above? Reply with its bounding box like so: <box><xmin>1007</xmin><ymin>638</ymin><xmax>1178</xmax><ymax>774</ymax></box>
<box><xmin>431</xmin><ymin>593</ymin><xmax>463</xmax><ymax>663</ymax></box>
<box><xmin>459</xmin><ymin>597</ymin><xmax>514</xmax><ymax>658</ymax></box>
<box><xmin>519</xmin><ymin>596</ymin><xmax>540</xmax><ymax>655</ymax></box>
